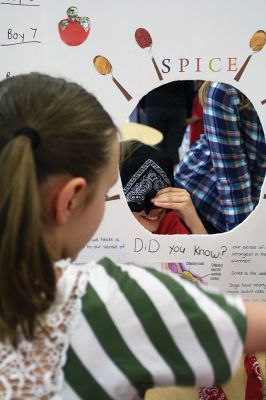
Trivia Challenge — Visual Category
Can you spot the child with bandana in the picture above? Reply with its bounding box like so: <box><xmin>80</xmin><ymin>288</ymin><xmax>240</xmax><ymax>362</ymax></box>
<box><xmin>120</xmin><ymin>140</ymin><xmax>207</xmax><ymax>234</ymax></box>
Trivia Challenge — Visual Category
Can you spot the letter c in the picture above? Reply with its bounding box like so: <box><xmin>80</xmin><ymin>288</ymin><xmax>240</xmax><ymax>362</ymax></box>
<box><xmin>209</xmin><ymin>57</ymin><xmax>221</xmax><ymax>72</ymax></box>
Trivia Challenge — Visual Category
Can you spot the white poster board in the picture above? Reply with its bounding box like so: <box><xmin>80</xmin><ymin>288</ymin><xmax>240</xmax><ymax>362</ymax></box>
<box><xmin>1</xmin><ymin>0</ymin><xmax>266</xmax><ymax>300</ymax></box>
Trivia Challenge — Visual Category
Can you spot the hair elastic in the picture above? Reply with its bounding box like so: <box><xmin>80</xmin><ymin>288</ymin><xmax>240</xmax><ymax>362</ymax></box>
<box><xmin>13</xmin><ymin>127</ymin><xmax>41</xmax><ymax>149</ymax></box>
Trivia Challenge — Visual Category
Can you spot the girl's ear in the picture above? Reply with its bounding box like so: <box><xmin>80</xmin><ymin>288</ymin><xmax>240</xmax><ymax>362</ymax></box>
<box><xmin>55</xmin><ymin>177</ymin><xmax>87</xmax><ymax>225</ymax></box>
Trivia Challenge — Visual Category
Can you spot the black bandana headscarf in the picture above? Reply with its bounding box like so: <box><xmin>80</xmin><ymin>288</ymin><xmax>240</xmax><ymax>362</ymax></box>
<box><xmin>120</xmin><ymin>143</ymin><xmax>174</xmax><ymax>213</ymax></box>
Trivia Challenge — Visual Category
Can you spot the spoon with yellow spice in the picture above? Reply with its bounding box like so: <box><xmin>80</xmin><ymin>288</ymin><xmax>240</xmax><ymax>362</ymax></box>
<box><xmin>93</xmin><ymin>55</ymin><xmax>132</xmax><ymax>101</ymax></box>
<box><xmin>234</xmin><ymin>30</ymin><xmax>266</xmax><ymax>82</ymax></box>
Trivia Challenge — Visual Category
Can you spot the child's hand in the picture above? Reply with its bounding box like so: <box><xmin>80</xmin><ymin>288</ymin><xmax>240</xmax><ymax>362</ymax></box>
<box><xmin>151</xmin><ymin>187</ymin><xmax>207</xmax><ymax>234</ymax></box>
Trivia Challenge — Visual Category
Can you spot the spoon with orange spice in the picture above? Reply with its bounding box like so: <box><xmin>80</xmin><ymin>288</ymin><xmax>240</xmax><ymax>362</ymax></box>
<box><xmin>93</xmin><ymin>55</ymin><xmax>132</xmax><ymax>101</ymax></box>
<box><xmin>234</xmin><ymin>30</ymin><xmax>266</xmax><ymax>82</ymax></box>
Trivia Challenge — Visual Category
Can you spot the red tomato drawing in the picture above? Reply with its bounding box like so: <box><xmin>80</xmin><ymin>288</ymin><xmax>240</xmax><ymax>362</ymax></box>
<box><xmin>58</xmin><ymin>6</ymin><xmax>91</xmax><ymax>46</ymax></box>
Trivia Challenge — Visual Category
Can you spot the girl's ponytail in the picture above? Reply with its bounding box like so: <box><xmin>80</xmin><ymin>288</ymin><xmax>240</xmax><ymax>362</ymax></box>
<box><xmin>0</xmin><ymin>134</ymin><xmax>55</xmax><ymax>346</ymax></box>
<box><xmin>0</xmin><ymin>72</ymin><xmax>117</xmax><ymax>346</ymax></box>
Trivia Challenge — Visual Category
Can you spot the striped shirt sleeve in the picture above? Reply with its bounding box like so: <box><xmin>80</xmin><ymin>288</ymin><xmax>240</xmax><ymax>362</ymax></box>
<box><xmin>65</xmin><ymin>258</ymin><xmax>246</xmax><ymax>400</ymax></box>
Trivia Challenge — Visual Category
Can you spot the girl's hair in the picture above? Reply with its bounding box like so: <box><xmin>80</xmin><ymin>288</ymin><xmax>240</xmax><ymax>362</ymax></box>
<box><xmin>0</xmin><ymin>73</ymin><xmax>117</xmax><ymax>345</ymax></box>
<box><xmin>199</xmin><ymin>81</ymin><xmax>251</xmax><ymax>110</ymax></box>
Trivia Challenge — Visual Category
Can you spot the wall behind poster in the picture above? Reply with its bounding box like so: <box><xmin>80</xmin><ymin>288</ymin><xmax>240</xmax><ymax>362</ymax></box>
<box><xmin>0</xmin><ymin>0</ymin><xmax>265</xmax><ymax>299</ymax></box>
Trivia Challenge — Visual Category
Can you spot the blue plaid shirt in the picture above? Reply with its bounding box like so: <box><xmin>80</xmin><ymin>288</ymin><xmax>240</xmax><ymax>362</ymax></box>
<box><xmin>175</xmin><ymin>82</ymin><xmax>266</xmax><ymax>232</ymax></box>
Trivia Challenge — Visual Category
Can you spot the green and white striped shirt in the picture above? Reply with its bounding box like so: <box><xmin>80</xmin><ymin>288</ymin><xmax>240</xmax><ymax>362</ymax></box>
<box><xmin>61</xmin><ymin>257</ymin><xmax>246</xmax><ymax>400</ymax></box>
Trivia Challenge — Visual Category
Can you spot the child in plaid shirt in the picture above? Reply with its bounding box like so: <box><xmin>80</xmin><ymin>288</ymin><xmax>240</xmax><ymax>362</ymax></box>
<box><xmin>175</xmin><ymin>82</ymin><xmax>266</xmax><ymax>233</ymax></box>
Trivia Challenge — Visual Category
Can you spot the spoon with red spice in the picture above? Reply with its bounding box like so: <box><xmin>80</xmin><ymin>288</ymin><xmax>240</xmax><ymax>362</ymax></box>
<box><xmin>135</xmin><ymin>28</ymin><xmax>163</xmax><ymax>81</ymax></box>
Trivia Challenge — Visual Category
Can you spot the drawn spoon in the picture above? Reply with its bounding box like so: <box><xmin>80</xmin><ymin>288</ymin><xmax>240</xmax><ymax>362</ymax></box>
<box><xmin>93</xmin><ymin>55</ymin><xmax>132</xmax><ymax>101</ymax></box>
<box><xmin>135</xmin><ymin>28</ymin><xmax>163</xmax><ymax>81</ymax></box>
<box><xmin>234</xmin><ymin>30</ymin><xmax>266</xmax><ymax>82</ymax></box>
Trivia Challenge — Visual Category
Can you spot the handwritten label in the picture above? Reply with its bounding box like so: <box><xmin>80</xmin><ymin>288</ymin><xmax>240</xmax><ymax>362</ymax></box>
<box><xmin>209</xmin><ymin>262</ymin><xmax>223</xmax><ymax>280</ymax></box>
<box><xmin>194</xmin><ymin>245</ymin><xmax>228</xmax><ymax>259</ymax></box>
<box><xmin>133</xmin><ymin>238</ymin><xmax>229</xmax><ymax>260</ymax></box>
<box><xmin>228</xmin><ymin>281</ymin><xmax>266</xmax><ymax>297</ymax></box>
<box><xmin>169</xmin><ymin>244</ymin><xmax>186</xmax><ymax>254</ymax></box>
<box><xmin>85</xmin><ymin>237</ymin><xmax>125</xmax><ymax>251</ymax></box>
<box><xmin>134</xmin><ymin>238</ymin><xmax>160</xmax><ymax>253</ymax></box>
<box><xmin>1</xmin><ymin>27</ymin><xmax>40</xmax><ymax>46</ymax></box>
<box><xmin>225</xmin><ymin>243</ymin><xmax>266</xmax><ymax>300</ymax></box>
<box><xmin>0</xmin><ymin>0</ymin><xmax>43</xmax><ymax>79</ymax></box>
<box><xmin>231</xmin><ymin>244</ymin><xmax>265</xmax><ymax>264</ymax></box>
<box><xmin>1</xmin><ymin>0</ymin><xmax>40</xmax><ymax>7</ymax></box>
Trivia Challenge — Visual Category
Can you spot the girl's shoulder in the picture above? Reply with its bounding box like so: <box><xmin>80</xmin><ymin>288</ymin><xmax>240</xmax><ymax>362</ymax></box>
<box><xmin>207</xmin><ymin>82</ymin><xmax>241</xmax><ymax>112</ymax></box>
<box><xmin>0</xmin><ymin>259</ymin><xmax>101</xmax><ymax>399</ymax></box>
